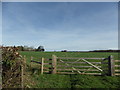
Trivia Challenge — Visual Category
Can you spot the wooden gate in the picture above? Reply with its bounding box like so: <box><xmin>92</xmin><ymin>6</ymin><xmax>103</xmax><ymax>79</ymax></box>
<box><xmin>56</xmin><ymin>55</ymin><xmax>104</xmax><ymax>75</ymax></box>
<box><xmin>30</xmin><ymin>55</ymin><xmax>120</xmax><ymax>76</ymax></box>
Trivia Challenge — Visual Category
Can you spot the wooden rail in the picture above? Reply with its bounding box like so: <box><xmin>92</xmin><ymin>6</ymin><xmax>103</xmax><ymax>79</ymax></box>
<box><xmin>57</xmin><ymin>72</ymin><xmax>102</xmax><ymax>75</ymax></box>
<box><xmin>57</xmin><ymin>65</ymin><xmax>101</xmax><ymax>68</ymax></box>
<box><xmin>31</xmin><ymin>60</ymin><xmax>41</xmax><ymax>64</ymax></box>
<box><xmin>57</xmin><ymin>69</ymin><xmax>100</xmax><ymax>71</ymax></box>
<box><xmin>30</xmin><ymin>55</ymin><xmax>120</xmax><ymax>76</ymax></box>
<box><xmin>58</xmin><ymin>57</ymin><xmax>104</xmax><ymax>60</ymax></box>
<box><xmin>57</xmin><ymin>62</ymin><xmax>101</xmax><ymax>64</ymax></box>
<box><xmin>114</xmin><ymin>60</ymin><xmax>120</xmax><ymax>62</ymax></box>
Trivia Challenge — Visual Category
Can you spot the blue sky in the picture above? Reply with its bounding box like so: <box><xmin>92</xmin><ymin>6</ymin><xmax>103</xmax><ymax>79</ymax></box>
<box><xmin>2</xmin><ymin>2</ymin><xmax>118</xmax><ymax>51</ymax></box>
<box><xmin>0</xmin><ymin>2</ymin><xmax>2</xmax><ymax>45</ymax></box>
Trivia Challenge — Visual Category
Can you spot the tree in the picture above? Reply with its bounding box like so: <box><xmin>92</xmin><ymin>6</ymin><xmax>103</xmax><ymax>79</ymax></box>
<box><xmin>36</xmin><ymin>46</ymin><xmax>45</xmax><ymax>51</ymax></box>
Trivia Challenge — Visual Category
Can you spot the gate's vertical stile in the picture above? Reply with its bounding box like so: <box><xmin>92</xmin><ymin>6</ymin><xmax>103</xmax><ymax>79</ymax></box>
<box><xmin>101</xmin><ymin>58</ymin><xmax>104</xmax><ymax>75</ymax></box>
<box><xmin>108</xmin><ymin>55</ymin><xmax>115</xmax><ymax>76</ymax></box>
<box><xmin>101</xmin><ymin>58</ymin><xmax>107</xmax><ymax>76</ymax></box>
<box><xmin>41</xmin><ymin>57</ymin><xmax>44</xmax><ymax>74</ymax></box>
<box><xmin>52</xmin><ymin>55</ymin><xmax>57</xmax><ymax>74</ymax></box>
<box><xmin>49</xmin><ymin>58</ymin><xmax>52</xmax><ymax>74</ymax></box>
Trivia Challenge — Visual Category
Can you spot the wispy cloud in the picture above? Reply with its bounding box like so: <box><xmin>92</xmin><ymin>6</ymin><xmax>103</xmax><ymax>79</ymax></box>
<box><xmin>2</xmin><ymin>2</ymin><xmax>118</xmax><ymax>51</ymax></box>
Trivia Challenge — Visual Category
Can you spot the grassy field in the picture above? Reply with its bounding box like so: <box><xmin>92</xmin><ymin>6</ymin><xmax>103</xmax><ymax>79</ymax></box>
<box><xmin>19</xmin><ymin>51</ymin><xmax>120</xmax><ymax>88</ymax></box>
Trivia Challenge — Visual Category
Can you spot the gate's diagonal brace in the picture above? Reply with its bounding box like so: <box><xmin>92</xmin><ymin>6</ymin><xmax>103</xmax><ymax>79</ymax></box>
<box><xmin>82</xmin><ymin>63</ymin><xmax>100</xmax><ymax>73</ymax></box>
<box><xmin>81</xmin><ymin>59</ymin><xmax>103</xmax><ymax>72</ymax></box>
<box><xmin>72</xmin><ymin>59</ymin><xmax>81</xmax><ymax>63</ymax></box>
<box><xmin>59</xmin><ymin>59</ymin><xmax>82</xmax><ymax>74</ymax></box>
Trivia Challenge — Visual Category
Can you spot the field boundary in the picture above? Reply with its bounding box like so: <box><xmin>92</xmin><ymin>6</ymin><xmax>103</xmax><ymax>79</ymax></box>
<box><xmin>30</xmin><ymin>55</ymin><xmax>120</xmax><ymax>76</ymax></box>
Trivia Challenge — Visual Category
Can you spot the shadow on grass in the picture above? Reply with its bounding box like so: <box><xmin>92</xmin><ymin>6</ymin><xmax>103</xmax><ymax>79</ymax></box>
<box><xmin>25</xmin><ymin>64</ymin><xmax>120</xmax><ymax>88</ymax></box>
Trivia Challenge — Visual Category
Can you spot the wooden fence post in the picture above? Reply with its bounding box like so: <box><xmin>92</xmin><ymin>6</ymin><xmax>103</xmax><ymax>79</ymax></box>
<box><xmin>108</xmin><ymin>55</ymin><xmax>115</xmax><ymax>76</ymax></box>
<box><xmin>52</xmin><ymin>55</ymin><xmax>57</xmax><ymax>74</ymax></box>
<box><xmin>24</xmin><ymin>55</ymin><xmax>26</xmax><ymax>74</ymax></box>
<box><xmin>21</xmin><ymin>55</ymin><xmax>26</xmax><ymax>88</ymax></box>
<box><xmin>30</xmin><ymin>56</ymin><xmax>33</xmax><ymax>68</ymax></box>
<box><xmin>41</xmin><ymin>57</ymin><xmax>44</xmax><ymax>74</ymax></box>
<box><xmin>21</xmin><ymin>64</ymin><xmax>24</xmax><ymax>88</ymax></box>
<box><xmin>21</xmin><ymin>56</ymin><xmax>24</xmax><ymax>88</ymax></box>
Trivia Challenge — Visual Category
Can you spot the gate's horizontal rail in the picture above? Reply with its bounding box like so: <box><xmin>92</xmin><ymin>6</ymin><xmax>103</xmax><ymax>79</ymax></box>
<box><xmin>57</xmin><ymin>72</ymin><xmax>102</xmax><ymax>75</ymax></box>
<box><xmin>43</xmin><ymin>71</ymin><xmax>49</xmax><ymax>73</ymax></box>
<box><xmin>115</xmin><ymin>65</ymin><xmax>120</xmax><ymax>67</ymax></box>
<box><xmin>115</xmin><ymin>73</ymin><xmax>120</xmax><ymax>76</ymax></box>
<box><xmin>44</xmin><ymin>58</ymin><xmax>52</xmax><ymax>61</ymax></box>
<box><xmin>44</xmin><ymin>63</ymin><xmax>52</xmax><ymax>65</ymax></box>
<box><xmin>115</xmin><ymin>70</ymin><xmax>120</xmax><ymax>72</ymax></box>
<box><xmin>102</xmin><ymin>62</ymin><xmax>108</xmax><ymax>64</ymax></box>
<box><xmin>31</xmin><ymin>60</ymin><xmax>41</xmax><ymax>64</ymax></box>
<box><xmin>43</xmin><ymin>67</ymin><xmax>52</xmax><ymax>70</ymax></box>
<box><xmin>57</xmin><ymin>65</ymin><xmax>101</xmax><ymax>68</ymax></box>
<box><xmin>115</xmin><ymin>60</ymin><xmax>120</xmax><ymax>62</ymax></box>
<box><xmin>57</xmin><ymin>62</ymin><xmax>101</xmax><ymax>64</ymax></box>
<box><xmin>58</xmin><ymin>57</ymin><xmax>104</xmax><ymax>60</ymax></box>
<box><xmin>31</xmin><ymin>61</ymin><xmax>52</xmax><ymax>65</ymax></box>
<box><xmin>57</xmin><ymin>69</ymin><xmax>100</xmax><ymax>71</ymax></box>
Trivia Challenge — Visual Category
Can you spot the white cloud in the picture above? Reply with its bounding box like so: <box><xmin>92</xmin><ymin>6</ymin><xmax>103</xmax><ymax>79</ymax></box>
<box><xmin>2</xmin><ymin>2</ymin><xmax>118</xmax><ymax>50</ymax></box>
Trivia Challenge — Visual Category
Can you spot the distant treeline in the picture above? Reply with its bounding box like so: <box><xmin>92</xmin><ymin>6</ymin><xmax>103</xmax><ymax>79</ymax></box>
<box><xmin>1</xmin><ymin>45</ymin><xmax>45</xmax><ymax>51</ymax></box>
<box><xmin>89</xmin><ymin>50</ymin><xmax>120</xmax><ymax>52</ymax></box>
<box><xmin>61</xmin><ymin>50</ymin><xmax>120</xmax><ymax>52</ymax></box>
<box><xmin>1</xmin><ymin>46</ymin><xmax>119</xmax><ymax>52</ymax></box>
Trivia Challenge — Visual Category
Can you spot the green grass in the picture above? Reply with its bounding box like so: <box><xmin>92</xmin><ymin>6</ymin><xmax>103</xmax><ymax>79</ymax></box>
<box><xmin>20</xmin><ymin>51</ymin><xmax>119</xmax><ymax>59</ymax></box>
<box><xmin>19</xmin><ymin>51</ymin><xmax>120</xmax><ymax>88</ymax></box>
<box><xmin>20</xmin><ymin>51</ymin><xmax>119</xmax><ymax>66</ymax></box>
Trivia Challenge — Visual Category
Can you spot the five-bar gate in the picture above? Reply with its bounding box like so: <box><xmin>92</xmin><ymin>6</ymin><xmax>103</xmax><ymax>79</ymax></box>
<box><xmin>30</xmin><ymin>55</ymin><xmax>120</xmax><ymax>76</ymax></box>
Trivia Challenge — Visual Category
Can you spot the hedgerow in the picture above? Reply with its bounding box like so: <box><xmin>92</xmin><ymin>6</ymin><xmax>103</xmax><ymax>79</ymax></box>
<box><xmin>2</xmin><ymin>46</ymin><xmax>23</xmax><ymax>88</ymax></box>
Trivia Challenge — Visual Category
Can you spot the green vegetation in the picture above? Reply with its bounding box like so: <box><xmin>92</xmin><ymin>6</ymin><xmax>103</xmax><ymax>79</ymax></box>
<box><xmin>2</xmin><ymin>47</ymin><xmax>22</xmax><ymax>88</ymax></box>
<box><xmin>20</xmin><ymin>51</ymin><xmax>120</xmax><ymax>88</ymax></box>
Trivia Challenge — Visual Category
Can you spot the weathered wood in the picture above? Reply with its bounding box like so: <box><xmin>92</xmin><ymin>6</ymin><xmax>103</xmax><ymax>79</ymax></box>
<box><xmin>101</xmin><ymin>58</ymin><xmax>107</xmax><ymax>75</ymax></box>
<box><xmin>81</xmin><ymin>59</ymin><xmax>102</xmax><ymax>72</ymax></box>
<box><xmin>114</xmin><ymin>60</ymin><xmax>120</xmax><ymax>62</ymax></box>
<box><xmin>44</xmin><ymin>58</ymin><xmax>52</xmax><ymax>61</ymax></box>
<box><xmin>30</xmin><ymin>56</ymin><xmax>33</xmax><ymax>60</ymax></box>
<box><xmin>102</xmin><ymin>62</ymin><xmax>108</xmax><ymax>64</ymax></box>
<box><xmin>57</xmin><ymin>69</ymin><xmax>100</xmax><ymax>71</ymax></box>
<box><xmin>21</xmin><ymin>64</ymin><xmax>24</xmax><ymax>88</ymax></box>
<box><xmin>57</xmin><ymin>65</ymin><xmax>101</xmax><ymax>68</ymax></box>
<box><xmin>29</xmin><ymin>55</ymin><xmax>120</xmax><ymax>76</ymax></box>
<box><xmin>115</xmin><ymin>70</ymin><xmax>120</xmax><ymax>72</ymax></box>
<box><xmin>108</xmin><ymin>55</ymin><xmax>115</xmax><ymax>76</ymax></box>
<box><xmin>30</xmin><ymin>56</ymin><xmax>33</xmax><ymax>68</ymax></box>
<box><xmin>115</xmin><ymin>65</ymin><xmax>120</xmax><ymax>67</ymax></box>
<box><xmin>57</xmin><ymin>72</ymin><xmax>101</xmax><ymax>75</ymax></box>
<box><xmin>57</xmin><ymin>62</ymin><xmax>101</xmax><ymax>64</ymax></box>
<box><xmin>59</xmin><ymin>60</ymin><xmax>81</xmax><ymax>73</ymax></box>
<box><xmin>43</xmin><ymin>71</ymin><xmax>49</xmax><ymax>73</ymax></box>
<box><xmin>57</xmin><ymin>72</ymin><xmax>76</xmax><ymax>74</ymax></box>
<box><xmin>23</xmin><ymin>55</ymin><xmax>26</xmax><ymax>75</ymax></box>
<box><xmin>41</xmin><ymin>57</ymin><xmax>44</xmax><ymax>74</ymax></box>
<box><xmin>44</xmin><ymin>63</ymin><xmax>52</xmax><ymax>65</ymax></box>
<box><xmin>80</xmin><ymin>73</ymin><xmax>102</xmax><ymax>75</ymax></box>
<box><xmin>58</xmin><ymin>57</ymin><xmax>104</xmax><ymax>60</ymax></box>
<box><xmin>31</xmin><ymin>60</ymin><xmax>41</xmax><ymax>64</ymax></box>
<box><xmin>52</xmin><ymin>55</ymin><xmax>57</xmax><ymax>74</ymax></box>
<box><xmin>43</xmin><ymin>67</ymin><xmax>52</xmax><ymax>70</ymax></box>
<box><xmin>115</xmin><ymin>73</ymin><xmax>120</xmax><ymax>76</ymax></box>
